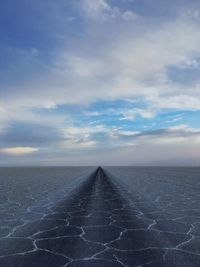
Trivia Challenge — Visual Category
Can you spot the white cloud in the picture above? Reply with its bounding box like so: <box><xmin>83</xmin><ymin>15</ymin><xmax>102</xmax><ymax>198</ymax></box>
<box><xmin>81</xmin><ymin>0</ymin><xmax>138</xmax><ymax>21</ymax></box>
<box><xmin>61</xmin><ymin>123</ymin><xmax>200</xmax><ymax>150</ymax></box>
<box><xmin>1</xmin><ymin>1</ymin><xmax>200</xmax><ymax>166</ymax></box>
<box><xmin>116</xmin><ymin>124</ymin><xmax>200</xmax><ymax>146</ymax></box>
<box><xmin>119</xmin><ymin>108</ymin><xmax>155</xmax><ymax>121</ymax></box>
<box><xmin>1</xmin><ymin>11</ymin><xmax>200</xmax><ymax>114</ymax></box>
<box><xmin>82</xmin><ymin>0</ymin><xmax>115</xmax><ymax>19</ymax></box>
<box><xmin>47</xmin><ymin>14</ymin><xmax>200</xmax><ymax>111</ymax></box>
<box><xmin>0</xmin><ymin>147</ymin><xmax>39</xmax><ymax>155</ymax></box>
<box><xmin>0</xmin><ymin>3</ymin><xmax>200</xmax><ymax>166</ymax></box>
<box><xmin>121</xmin><ymin>10</ymin><xmax>138</xmax><ymax>21</ymax></box>
<box><xmin>64</xmin><ymin>140</ymin><xmax>96</xmax><ymax>149</ymax></box>
<box><xmin>63</xmin><ymin>124</ymin><xmax>109</xmax><ymax>149</ymax></box>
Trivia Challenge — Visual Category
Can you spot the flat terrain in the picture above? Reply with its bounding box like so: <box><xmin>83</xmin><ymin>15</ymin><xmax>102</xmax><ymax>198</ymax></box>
<box><xmin>0</xmin><ymin>167</ymin><xmax>200</xmax><ymax>266</ymax></box>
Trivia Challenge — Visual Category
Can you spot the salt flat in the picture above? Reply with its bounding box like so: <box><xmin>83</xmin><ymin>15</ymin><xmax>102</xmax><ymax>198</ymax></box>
<box><xmin>0</xmin><ymin>167</ymin><xmax>200</xmax><ymax>266</ymax></box>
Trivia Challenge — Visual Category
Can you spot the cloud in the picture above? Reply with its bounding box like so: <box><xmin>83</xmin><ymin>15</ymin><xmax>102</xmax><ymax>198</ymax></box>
<box><xmin>0</xmin><ymin>147</ymin><xmax>39</xmax><ymax>155</ymax></box>
<box><xmin>121</xmin><ymin>10</ymin><xmax>138</xmax><ymax>21</ymax></box>
<box><xmin>0</xmin><ymin>122</ymin><xmax>64</xmax><ymax>148</ymax></box>
<box><xmin>0</xmin><ymin>123</ymin><xmax>199</xmax><ymax>165</ymax></box>
<box><xmin>119</xmin><ymin>108</ymin><xmax>155</xmax><ymax>121</ymax></box>
<box><xmin>63</xmin><ymin>125</ymin><xmax>110</xmax><ymax>149</ymax></box>
<box><xmin>0</xmin><ymin>0</ymin><xmax>200</xmax><ymax>165</ymax></box>
<box><xmin>1</xmin><ymin>6</ymin><xmax>200</xmax><ymax>114</ymax></box>
<box><xmin>82</xmin><ymin>0</ymin><xmax>114</xmax><ymax>19</ymax></box>
<box><xmin>61</xmin><ymin>123</ymin><xmax>200</xmax><ymax>149</ymax></box>
<box><xmin>81</xmin><ymin>0</ymin><xmax>138</xmax><ymax>21</ymax></box>
<box><xmin>116</xmin><ymin>125</ymin><xmax>200</xmax><ymax>146</ymax></box>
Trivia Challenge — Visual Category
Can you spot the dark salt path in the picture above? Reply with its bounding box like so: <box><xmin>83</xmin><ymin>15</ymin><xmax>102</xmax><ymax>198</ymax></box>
<box><xmin>0</xmin><ymin>167</ymin><xmax>200</xmax><ymax>266</ymax></box>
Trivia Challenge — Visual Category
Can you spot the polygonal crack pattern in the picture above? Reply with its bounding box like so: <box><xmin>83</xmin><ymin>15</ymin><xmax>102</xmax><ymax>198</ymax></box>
<box><xmin>0</xmin><ymin>167</ymin><xmax>200</xmax><ymax>266</ymax></box>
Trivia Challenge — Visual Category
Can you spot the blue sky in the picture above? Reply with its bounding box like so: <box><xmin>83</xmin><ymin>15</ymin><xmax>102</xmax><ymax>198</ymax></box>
<box><xmin>0</xmin><ymin>0</ymin><xmax>200</xmax><ymax>166</ymax></box>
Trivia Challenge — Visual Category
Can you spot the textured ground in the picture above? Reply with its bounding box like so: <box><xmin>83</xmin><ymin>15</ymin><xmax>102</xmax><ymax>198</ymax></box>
<box><xmin>0</xmin><ymin>167</ymin><xmax>200</xmax><ymax>266</ymax></box>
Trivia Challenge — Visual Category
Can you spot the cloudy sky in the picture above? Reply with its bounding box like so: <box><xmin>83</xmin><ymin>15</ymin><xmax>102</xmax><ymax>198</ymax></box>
<box><xmin>0</xmin><ymin>0</ymin><xmax>200</xmax><ymax>166</ymax></box>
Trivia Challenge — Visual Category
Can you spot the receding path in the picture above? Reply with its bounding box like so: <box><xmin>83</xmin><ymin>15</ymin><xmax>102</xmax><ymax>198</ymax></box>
<box><xmin>0</xmin><ymin>167</ymin><xmax>199</xmax><ymax>266</ymax></box>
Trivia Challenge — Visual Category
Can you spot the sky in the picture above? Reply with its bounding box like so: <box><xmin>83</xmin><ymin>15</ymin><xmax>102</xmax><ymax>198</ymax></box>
<box><xmin>0</xmin><ymin>0</ymin><xmax>200</xmax><ymax>166</ymax></box>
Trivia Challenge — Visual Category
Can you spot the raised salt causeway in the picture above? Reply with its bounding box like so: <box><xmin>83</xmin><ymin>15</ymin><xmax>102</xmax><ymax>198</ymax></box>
<box><xmin>0</xmin><ymin>167</ymin><xmax>200</xmax><ymax>266</ymax></box>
